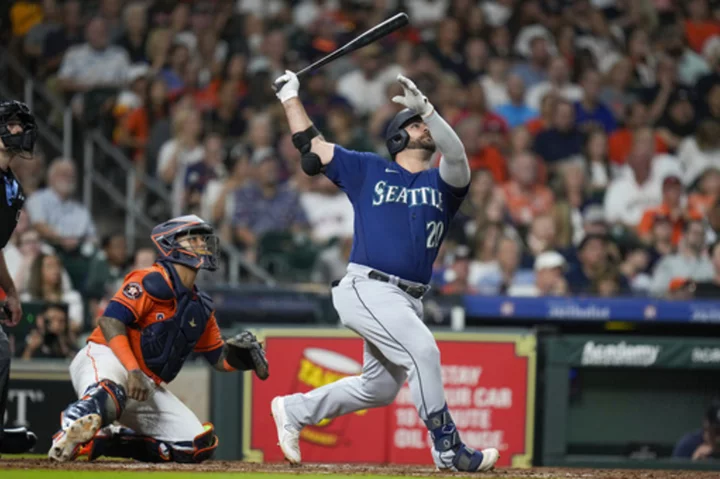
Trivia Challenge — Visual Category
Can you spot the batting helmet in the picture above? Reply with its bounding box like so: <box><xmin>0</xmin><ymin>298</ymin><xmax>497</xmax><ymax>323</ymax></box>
<box><xmin>385</xmin><ymin>108</ymin><xmax>423</xmax><ymax>158</ymax></box>
<box><xmin>0</xmin><ymin>100</ymin><xmax>37</xmax><ymax>156</ymax></box>
<box><xmin>151</xmin><ymin>215</ymin><xmax>220</xmax><ymax>271</ymax></box>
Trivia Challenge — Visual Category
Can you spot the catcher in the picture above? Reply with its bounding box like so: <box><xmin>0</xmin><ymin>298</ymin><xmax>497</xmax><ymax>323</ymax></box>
<box><xmin>48</xmin><ymin>214</ymin><xmax>268</xmax><ymax>463</ymax></box>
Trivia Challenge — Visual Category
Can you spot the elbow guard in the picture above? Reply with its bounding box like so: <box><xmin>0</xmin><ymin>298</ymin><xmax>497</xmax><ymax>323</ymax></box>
<box><xmin>301</xmin><ymin>153</ymin><xmax>323</xmax><ymax>176</ymax></box>
<box><xmin>292</xmin><ymin>125</ymin><xmax>323</xmax><ymax>176</ymax></box>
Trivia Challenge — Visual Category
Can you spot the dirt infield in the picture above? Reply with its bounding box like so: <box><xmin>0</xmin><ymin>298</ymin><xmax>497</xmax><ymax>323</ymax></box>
<box><xmin>0</xmin><ymin>458</ymin><xmax>717</xmax><ymax>478</ymax></box>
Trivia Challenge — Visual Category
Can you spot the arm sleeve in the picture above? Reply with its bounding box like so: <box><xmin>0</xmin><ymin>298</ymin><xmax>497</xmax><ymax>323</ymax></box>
<box><xmin>195</xmin><ymin>315</ymin><xmax>224</xmax><ymax>354</ymax></box>
<box><xmin>103</xmin><ymin>271</ymin><xmax>155</xmax><ymax>324</ymax></box>
<box><xmin>323</xmin><ymin>145</ymin><xmax>374</xmax><ymax>200</ymax></box>
<box><xmin>425</xmin><ymin>111</ymin><xmax>470</xmax><ymax>189</ymax></box>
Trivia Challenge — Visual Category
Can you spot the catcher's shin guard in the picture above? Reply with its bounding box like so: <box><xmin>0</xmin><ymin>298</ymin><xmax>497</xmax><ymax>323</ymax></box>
<box><xmin>87</xmin><ymin>423</ymin><xmax>218</xmax><ymax>463</ymax></box>
<box><xmin>425</xmin><ymin>404</ymin><xmax>499</xmax><ymax>472</ymax></box>
<box><xmin>49</xmin><ymin>380</ymin><xmax>127</xmax><ymax>462</ymax></box>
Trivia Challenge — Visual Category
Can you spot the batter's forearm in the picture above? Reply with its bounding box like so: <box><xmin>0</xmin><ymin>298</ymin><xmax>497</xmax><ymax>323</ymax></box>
<box><xmin>281</xmin><ymin>98</ymin><xmax>334</xmax><ymax>164</ymax></box>
<box><xmin>426</xmin><ymin>112</ymin><xmax>470</xmax><ymax>188</ymax></box>
<box><xmin>282</xmin><ymin>98</ymin><xmax>315</xmax><ymax>134</ymax></box>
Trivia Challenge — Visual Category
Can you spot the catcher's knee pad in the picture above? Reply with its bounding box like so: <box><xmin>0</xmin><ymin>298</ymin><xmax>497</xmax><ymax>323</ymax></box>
<box><xmin>89</xmin><ymin>423</ymin><xmax>218</xmax><ymax>464</ymax></box>
<box><xmin>62</xmin><ymin>380</ymin><xmax>127</xmax><ymax>429</ymax></box>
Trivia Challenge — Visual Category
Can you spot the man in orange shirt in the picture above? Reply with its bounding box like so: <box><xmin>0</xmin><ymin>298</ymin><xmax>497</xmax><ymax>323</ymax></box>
<box><xmin>608</xmin><ymin>102</ymin><xmax>667</xmax><ymax>166</ymax></box>
<box><xmin>497</xmin><ymin>152</ymin><xmax>554</xmax><ymax>227</ymax></box>
<box><xmin>637</xmin><ymin>174</ymin><xmax>702</xmax><ymax>245</ymax></box>
<box><xmin>48</xmin><ymin>215</ymin><xmax>269</xmax><ymax>463</ymax></box>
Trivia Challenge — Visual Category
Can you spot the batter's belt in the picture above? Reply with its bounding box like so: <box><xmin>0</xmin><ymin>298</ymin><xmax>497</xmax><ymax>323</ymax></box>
<box><xmin>333</xmin><ymin>270</ymin><xmax>429</xmax><ymax>299</ymax></box>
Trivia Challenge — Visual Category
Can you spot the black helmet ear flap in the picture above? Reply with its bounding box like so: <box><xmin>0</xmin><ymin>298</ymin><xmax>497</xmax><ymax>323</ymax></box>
<box><xmin>384</xmin><ymin>108</ymin><xmax>421</xmax><ymax>158</ymax></box>
<box><xmin>386</xmin><ymin>130</ymin><xmax>410</xmax><ymax>158</ymax></box>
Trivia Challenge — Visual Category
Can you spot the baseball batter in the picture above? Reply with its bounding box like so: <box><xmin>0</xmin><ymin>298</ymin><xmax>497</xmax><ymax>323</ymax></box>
<box><xmin>48</xmin><ymin>215</ymin><xmax>269</xmax><ymax>463</ymax></box>
<box><xmin>270</xmin><ymin>70</ymin><xmax>499</xmax><ymax>472</ymax></box>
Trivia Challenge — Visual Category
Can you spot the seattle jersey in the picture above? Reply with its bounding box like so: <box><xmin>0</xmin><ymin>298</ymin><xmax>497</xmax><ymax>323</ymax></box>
<box><xmin>324</xmin><ymin>145</ymin><xmax>468</xmax><ymax>284</ymax></box>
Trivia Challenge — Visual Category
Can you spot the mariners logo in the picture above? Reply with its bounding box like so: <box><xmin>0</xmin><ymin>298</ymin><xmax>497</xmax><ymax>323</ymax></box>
<box><xmin>123</xmin><ymin>282</ymin><xmax>143</xmax><ymax>299</ymax></box>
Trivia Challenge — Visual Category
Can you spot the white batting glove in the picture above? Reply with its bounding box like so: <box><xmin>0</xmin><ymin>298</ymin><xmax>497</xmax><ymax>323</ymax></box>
<box><xmin>391</xmin><ymin>74</ymin><xmax>434</xmax><ymax>118</ymax></box>
<box><xmin>273</xmin><ymin>70</ymin><xmax>299</xmax><ymax>103</ymax></box>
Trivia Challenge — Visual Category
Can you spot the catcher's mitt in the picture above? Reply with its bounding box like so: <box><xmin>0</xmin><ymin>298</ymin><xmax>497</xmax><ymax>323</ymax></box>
<box><xmin>226</xmin><ymin>331</ymin><xmax>269</xmax><ymax>380</ymax></box>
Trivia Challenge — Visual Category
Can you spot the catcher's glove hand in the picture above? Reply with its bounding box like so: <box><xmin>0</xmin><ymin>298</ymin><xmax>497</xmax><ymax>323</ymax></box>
<box><xmin>226</xmin><ymin>331</ymin><xmax>269</xmax><ymax>380</ymax></box>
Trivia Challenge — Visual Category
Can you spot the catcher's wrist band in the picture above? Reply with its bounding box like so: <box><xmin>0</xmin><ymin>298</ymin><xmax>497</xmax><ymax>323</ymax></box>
<box><xmin>222</xmin><ymin>358</ymin><xmax>237</xmax><ymax>372</ymax></box>
<box><xmin>108</xmin><ymin>336</ymin><xmax>140</xmax><ymax>372</ymax></box>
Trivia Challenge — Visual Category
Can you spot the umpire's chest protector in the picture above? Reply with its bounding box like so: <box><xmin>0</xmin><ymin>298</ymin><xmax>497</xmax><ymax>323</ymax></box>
<box><xmin>134</xmin><ymin>265</ymin><xmax>213</xmax><ymax>383</ymax></box>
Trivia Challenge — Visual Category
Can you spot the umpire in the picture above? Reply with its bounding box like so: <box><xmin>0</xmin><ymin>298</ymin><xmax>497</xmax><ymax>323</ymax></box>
<box><xmin>0</xmin><ymin>100</ymin><xmax>37</xmax><ymax>454</ymax></box>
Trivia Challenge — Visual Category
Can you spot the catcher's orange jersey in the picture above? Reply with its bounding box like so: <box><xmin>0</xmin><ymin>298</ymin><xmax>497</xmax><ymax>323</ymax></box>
<box><xmin>87</xmin><ymin>263</ymin><xmax>223</xmax><ymax>384</ymax></box>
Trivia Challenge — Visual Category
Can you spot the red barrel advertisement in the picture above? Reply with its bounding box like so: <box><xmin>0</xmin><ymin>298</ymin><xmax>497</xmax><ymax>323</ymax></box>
<box><xmin>243</xmin><ymin>329</ymin><xmax>535</xmax><ymax>468</ymax></box>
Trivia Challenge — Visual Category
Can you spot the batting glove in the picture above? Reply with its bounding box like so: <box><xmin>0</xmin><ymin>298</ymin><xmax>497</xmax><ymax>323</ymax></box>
<box><xmin>273</xmin><ymin>70</ymin><xmax>300</xmax><ymax>103</ymax></box>
<box><xmin>392</xmin><ymin>74</ymin><xmax>434</xmax><ymax>118</ymax></box>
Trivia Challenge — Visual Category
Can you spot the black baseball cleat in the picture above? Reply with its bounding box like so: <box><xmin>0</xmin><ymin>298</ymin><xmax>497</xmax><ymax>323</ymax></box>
<box><xmin>0</xmin><ymin>427</ymin><xmax>38</xmax><ymax>454</ymax></box>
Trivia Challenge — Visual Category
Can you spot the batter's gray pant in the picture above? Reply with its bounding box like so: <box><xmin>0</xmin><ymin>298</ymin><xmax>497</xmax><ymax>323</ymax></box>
<box><xmin>0</xmin><ymin>326</ymin><xmax>10</xmax><ymax>445</ymax></box>
<box><xmin>284</xmin><ymin>263</ymin><xmax>445</xmax><ymax>428</ymax></box>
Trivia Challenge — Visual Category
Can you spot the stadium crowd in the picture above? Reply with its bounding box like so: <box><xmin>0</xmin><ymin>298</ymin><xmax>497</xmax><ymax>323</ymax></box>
<box><xmin>4</xmin><ymin>0</ymin><xmax>720</xmax><ymax>355</ymax></box>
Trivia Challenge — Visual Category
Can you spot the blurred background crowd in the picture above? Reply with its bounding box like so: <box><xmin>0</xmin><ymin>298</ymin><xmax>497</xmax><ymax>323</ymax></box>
<box><xmin>3</xmin><ymin>0</ymin><xmax>720</xmax><ymax>355</ymax></box>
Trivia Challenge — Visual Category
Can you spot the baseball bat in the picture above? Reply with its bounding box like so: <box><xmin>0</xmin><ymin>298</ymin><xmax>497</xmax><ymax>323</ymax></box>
<box><xmin>273</xmin><ymin>12</ymin><xmax>409</xmax><ymax>92</ymax></box>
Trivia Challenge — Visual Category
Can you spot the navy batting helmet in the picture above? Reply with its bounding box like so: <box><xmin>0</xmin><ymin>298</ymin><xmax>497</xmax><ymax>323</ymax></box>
<box><xmin>151</xmin><ymin>215</ymin><xmax>219</xmax><ymax>271</ymax></box>
<box><xmin>0</xmin><ymin>100</ymin><xmax>37</xmax><ymax>156</ymax></box>
<box><xmin>385</xmin><ymin>108</ymin><xmax>423</xmax><ymax>158</ymax></box>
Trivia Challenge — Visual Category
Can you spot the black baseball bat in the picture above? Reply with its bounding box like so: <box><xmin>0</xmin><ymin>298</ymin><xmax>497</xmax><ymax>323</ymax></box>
<box><xmin>273</xmin><ymin>12</ymin><xmax>409</xmax><ymax>92</ymax></box>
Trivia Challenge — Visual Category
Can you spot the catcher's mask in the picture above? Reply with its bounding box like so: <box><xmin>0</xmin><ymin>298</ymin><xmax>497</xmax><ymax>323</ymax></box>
<box><xmin>385</xmin><ymin>108</ymin><xmax>423</xmax><ymax>159</ymax></box>
<box><xmin>0</xmin><ymin>100</ymin><xmax>37</xmax><ymax>158</ymax></box>
<box><xmin>151</xmin><ymin>215</ymin><xmax>219</xmax><ymax>272</ymax></box>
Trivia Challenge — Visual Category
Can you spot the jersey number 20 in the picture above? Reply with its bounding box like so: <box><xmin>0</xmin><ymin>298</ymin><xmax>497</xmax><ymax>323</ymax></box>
<box><xmin>426</xmin><ymin>221</ymin><xmax>445</xmax><ymax>249</ymax></box>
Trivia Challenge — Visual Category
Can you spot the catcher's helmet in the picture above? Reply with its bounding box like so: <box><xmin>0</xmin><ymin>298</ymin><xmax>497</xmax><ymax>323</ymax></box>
<box><xmin>151</xmin><ymin>215</ymin><xmax>219</xmax><ymax>272</ymax></box>
<box><xmin>385</xmin><ymin>108</ymin><xmax>423</xmax><ymax>158</ymax></box>
<box><xmin>0</xmin><ymin>100</ymin><xmax>37</xmax><ymax>156</ymax></box>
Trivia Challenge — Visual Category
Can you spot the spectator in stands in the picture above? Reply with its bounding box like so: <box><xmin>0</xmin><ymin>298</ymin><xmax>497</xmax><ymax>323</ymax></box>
<box><xmin>115</xmin><ymin>1</ymin><xmax>149</xmax><ymax>64</ymax></box>
<box><xmin>204</xmin><ymin>146</ymin><xmax>252</xmax><ymax>231</ymax></box>
<box><xmin>112</xmin><ymin>64</ymin><xmax>150</xmax><ymax>128</ymax></box>
<box><xmin>650</xmin><ymin>220</ymin><xmax>714</xmax><ymax>296</ymax></box>
<box><xmin>40</xmin><ymin>0</ymin><xmax>82</xmax><ymax>78</ymax></box>
<box><xmin>26</xmin><ymin>158</ymin><xmax>97</xmax><ymax>256</ymax></box>
<box><xmin>439</xmin><ymin>246</ymin><xmax>478</xmax><ymax>295</ymax></box>
<box><xmin>459</xmin><ymin>83</ymin><xmax>509</xmax><ymax>146</ymax></box>
<box><xmin>525</xmin><ymin>214</ymin><xmax>558</xmax><ymax>261</ymax></box>
<box><xmin>552</xmin><ymin>158</ymin><xmax>596</xmax><ymax>248</ymax></box>
<box><xmin>11</xmin><ymin>145</ymin><xmax>46</xmax><ymax>197</ymax></box>
<box><xmin>603</xmin><ymin>129</ymin><xmax>667</xmax><ymax>228</ymax></box>
<box><xmin>525</xmin><ymin>91</ymin><xmax>556</xmax><ymax>135</ymax></box>
<box><xmin>325</xmin><ymin>104</ymin><xmax>375</xmax><ymax>153</ymax></box>
<box><xmin>311</xmin><ymin>235</ymin><xmax>353</xmax><ymax>285</ymax></box>
<box><xmin>475</xmin><ymin>235</ymin><xmax>534</xmax><ymax>295</ymax></box>
<box><xmin>599</xmin><ymin>55</ymin><xmax>636</xmax><ymax>122</ymax></box>
<box><xmin>608</xmin><ymin>102</ymin><xmax>667</xmax><ymax>167</ymax></box>
<box><xmin>678</xmin><ymin>120</ymin><xmax>720</xmax><ymax>187</ymax></box>
<box><xmin>21</xmin><ymin>253</ymin><xmax>84</xmax><ymax>333</ymax></box>
<box><xmin>9</xmin><ymin>225</ymin><xmax>43</xmax><ymax>293</ymax></box>
<box><xmin>581</xmin><ymin>128</ymin><xmax>612</xmax><ymax>196</ymax></box>
<box><xmin>157</xmin><ymin>106</ymin><xmax>205</xmax><ymax>216</ymax></box>
<box><xmin>184</xmin><ymin>133</ymin><xmax>227</xmax><ymax>216</ymax></box>
<box><xmin>637</xmin><ymin>174</ymin><xmax>702</xmax><ymax>246</ymax></box>
<box><xmin>579</xmin><ymin>205</ymin><xmax>610</xmax><ymax>242</ymax></box>
<box><xmin>533</xmin><ymin>99</ymin><xmax>584</xmax><ymax>165</ymax></box>
<box><xmin>132</xmin><ymin>247</ymin><xmax>157</xmax><ymax>270</ymax></box>
<box><xmin>619</xmin><ymin>243</ymin><xmax>653</xmax><ymax>295</ymax></box>
<box><xmin>495</xmin><ymin>74</ymin><xmax>536</xmax><ymax>129</ymax></box>
<box><xmin>694</xmin><ymin>241</ymin><xmax>720</xmax><ymax>298</ymax></box>
<box><xmin>659</xmin><ymin>24</ymin><xmax>709</xmax><ymax>86</ymax></box>
<box><xmin>336</xmin><ymin>44</ymin><xmax>402</xmax><ymax>116</ymax></box>
<box><xmin>425</xmin><ymin>17</ymin><xmax>466</xmax><ymax>82</ymax></box>
<box><xmin>231</xmin><ymin>153</ymin><xmax>309</xmax><ymax>261</ymax></box>
<box><xmin>648</xmin><ymin>214</ymin><xmax>676</xmax><ymax>262</ymax></box>
<box><xmin>458</xmin><ymin>169</ymin><xmax>497</xmax><ymax>236</ymax></box>
<box><xmin>574</xmin><ymin>69</ymin><xmax>617</xmax><ymax>133</ymax></box>
<box><xmin>116</xmin><ymin>76</ymin><xmax>170</xmax><ymax>164</ymax></box>
<box><xmin>656</xmin><ymin>89</ymin><xmax>698</xmax><ymax>152</ymax></box>
<box><xmin>510</xmin><ymin>32</ymin><xmax>551</xmax><ymax>90</ymax></box>
<box><xmin>690</xmin><ymin>166</ymin><xmax>720</xmax><ymax>217</ymax></box>
<box><xmin>456</xmin><ymin>116</ymin><xmax>506</xmax><ymax>182</ymax></box>
<box><xmin>481</xmin><ymin>56</ymin><xmax>510</xmax><ymax>109</ymax></box>
<box><xmin>566</xmin><ymin>233</ymin><xmax>622</xmax><ymax>295</ymax></box>
<box><xmin>684</xmin><ymin>0</ymin><xmax>720</xmax><ymax>54</ymax></box>
<box><xmin>56</xmin><ymin>16</ymin><xmax>131</xmax><ymax>118</ymax></box>
<box><xmin>498</xmin><ymin>151</ymin><xmax>554</xmax><ymax>227</ymax></box>
<box><xmin>84</xmin><ymin>233</ymin><xmax>127</xmax><ymax>302</ymax></box>
<box><xmin>159</xmin><ymin>42</ymin><xmax>190</xmax><ymax>97</ymax></box>
<box><xmin>526</xmin><ymin>56</ymin><xmax>582</xmax><ymax>111</ymax></box>
<box><xmin>511</xmin><ymin>250</ymin><xmax>569</xmax><ymax>297</ymax></box>
<box><xmin>462</xmin><ymin>37</ymin><xmax>490</xmax><ymax>85</ymax></box>
<box><xmin>21</xmin><ymin>303</ymin><xmax>76</xmax><ymax>360</ymax></box>
<box><xmin>673</xmin><ymin>399</ymin><xmax>720</xmax><ymax>460</ymax></box>
<box><xmin>22</xmin><ymin>0</ymin><xmax>61</xmax><ymax>70</ymax></box>
<box><xmin>300</xmin><ymin>175</ymin><xmax>353</xmax><ymax>247</ymax></box>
